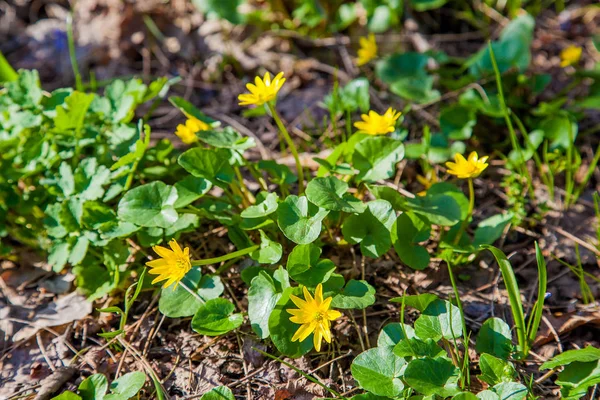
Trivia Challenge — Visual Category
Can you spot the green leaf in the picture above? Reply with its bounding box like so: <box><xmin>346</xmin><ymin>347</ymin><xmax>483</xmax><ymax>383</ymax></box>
<box><xmin>306</xmin><ymin>176</ymin><xmax>366</xmax><ymax>213</ymax></box>
<box><xmin>414</xmin><ymin>299</ymin><xmax>463</xmax><ymax>341</ymax></box>
<box><xmin>377</xmin><ymin>323</ymin><xmax>416</xmax><ymax>348</ymax></box>
<box><xmin>241</xmin><ymin>192</ymin><xmax>279</xmax><ymax>218</ymax></box>
<box><xmin>78</xmin><ymin>373</ymin><xmax>108</xmax><ymax>400</ymax></box>
<box><xmin>476</xmin><ymin>391</ymin><xmax>500</xmax><ymax>400</ymax></box>
<box><xmin>197</xmin><ymin>127</ymin><xmax>255</xmax><ymax>150</ymax></box>
<box><xmin>54</xmin><ymin>91</ymin><xmax>95</xmax><ymax>132</ymax></box>
<box><xmin>174</xmin><ymin>176</ymin><xmax>212</xmax><ymax>208</ymax></box>
<box><xmin>168</xmin><ymin>96</ymin><xmax>218</xmax><ymax>125</ymax></box>
<box><xmin>159</xmin><ymin>268</ymin><xmax>224</xmax><ymax>318</ymax></box>
<box><xmin>52</xmin><ymin>392</ymin><xmax>82</xmax><ymax>400</ymax></box>
<box><xmin>342</xmin><ymin>199</ymin><xmax>396</xmax><ymax>258</ymax></box>
<box><xmin>251</xmin><ymin>230</ymin><xmax>283</xmax><ymax>264</ymax></box>
<box><xmin>192</xmin><ymin>0</ymin><xmax>245</xmax><ymax>24</ymax></box>
<box><xmin>453</xmin><ymin>393</ymin><xmax>479</xmax><ymax>400</ymax></box>
<box><xmin>491</xmin><ymin>382</ymin><xmax>528</xmax><ymax>400</ymax></box>
<box><xmin>440</xmin><ymin>105</ymin><xmax>476</xmax><ymax>140</ymax></box>
<box><xmin>394</xmin><ymin>338</ymin><xmax>445</xmax><ymax>358</ymax></box>
<box><xmin>410</xmin><ymin>0</ymin><xmax>448</xmax><ymax>11</ymax></box>
<box><xmin>68</xmin><ymin>235</ymin><xmax>89</xmax><ymax>266</ymax></box>
<box><xmin>473</xmin><ymin>213</ymin><xmax>514</xmax><ymax>247</ymax></box>
<box><xmin>556</xmin><ymin>359</ymin><xmax>600</xmax><ymax>400</ymax></box>
<box><xmin>539</xmin><ymin>113</ymin><xmax>578</xmax><ymax>151</ymax></box>
<box><xmin>404</xmin><ymin>357</ymin><xmax>460</xmax><ymax>397</ymax></box>
<box><xmin>118</xmin><ymin>181</ymin><xmax>178</xmax><ymax>228</ymax></box>
<box><xmin>351</xmin><ymin>347</ymin><xmax>406</xmax><ymax>398</ymax></box>
<box><xmin>48</xmin><ymin>241</ymin><xmax>71</xmax><ymax>272</ymax></box>
<box><xmin>467</xmin><ymin>14</ymin><xmax>535</xmax><ymax>78</ymax></box>
<box><xmin>6</xmin><ymin>69</ymin><xmax>43</xmax><ymax>107</ymax></box>
<box><xmin>406</xmin><ymin>183</ymin><xmax>465</xmax><ymax>226</ymax></box>
<box><xmin>199</xmin><ymin>386</ymin><xmax>235</xmax><ymax>400</ymax></box>
<box><xmin>390</xmin><ymin>294</ymin><xmax>438</xmax><ymax>312</ymax></box>
<box><xmin>375</xmin><ymin>53</ymin><xmax>440</xmax><ymax>103</ymax></box>
<box><xmin>286</xmin><ymin>243</ymin><xmax>336</xmax><ymax>286</ymax></box>
<box><xmin>74</xmin><ymin>158</ymin><xmax>111</xmax><ymax>201</ymax></box>
<box><xmin>391</xmin><ymin>212</ymin><xmax>430</xmax><ymax>270</ymax></box>
<box><xmin>353</xmin><ymin>137</ymin><xmax>405</xmax><ymax>182</ymax></box>
<box><xmin>268</xmin><ymin>287</ymin><xmax>314</xmax><ymax>357</ymax></box>
<box><xmin>541</xmin><ymin>346</ymin><xmax>600</xmax><ymax>370</ymax></box>
<box><xmin>331</xmin><ymin>280</ymin><xmax>376</xmax><ymax>309</ymax></box>
<box><xmin>104</xmin><ymin>371</ymin><xmax>146</xmax><ymax>400</ymax></box>
<box><xmin>58</xmin><ymin>162</ymin><xmax>75</xmax><ymax>198</ymax></box>
<box><xmin>191</xmin><ymin>298</ymin><xmax>243</xmax><ymax>336</ymax></box>
<box><xmin>178</xmin><ymin>147</ymin><xmax>235</xmax><ymax>184</ymax></box>
<box><xmin>248</xmin><ymin>268</ymin><xmax>290</xmax><ymax>338</ymax></box>
<box><xmin>277</xmin><ymin>195</ymin><xmax>329</xmax><ymax>245</ymax></box>
<box><xmin>476</xmin><ymin>317</ymin><xmax>513</xmax><ymax>359</ymax></box>
<box><xmin>479</xmin><ymin>354</ymin><xmax>516</xmax><ymax>386</ymax></box>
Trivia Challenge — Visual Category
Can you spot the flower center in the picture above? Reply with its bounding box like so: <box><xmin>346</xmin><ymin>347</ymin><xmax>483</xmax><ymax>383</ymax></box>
<box><xmin>176</xmin><ymin>257</ymin><xmax>189</xmax><ymax>271</ymax></box>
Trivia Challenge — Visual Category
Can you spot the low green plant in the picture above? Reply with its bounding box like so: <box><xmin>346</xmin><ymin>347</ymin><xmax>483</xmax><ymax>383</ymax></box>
<box><xmin>51</xmin><ymin>371</ymin><xmax>146</xmax><ymax>400</ymax></box>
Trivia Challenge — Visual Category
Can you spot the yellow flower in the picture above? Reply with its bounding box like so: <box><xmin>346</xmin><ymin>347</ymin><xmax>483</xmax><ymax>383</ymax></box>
<box><xmin>416</xmin><ymin>171</ymin><xmax>438</xmax><ymax>196</ymax></box>
<box><xmin>445</xmin><ymin>151</ymin><xmax>489</xmax><ymax>179</ymax></box>
<box><xmin>146</xmin><ymin>239</ymin><xmax>192</xmax><ymax>288</ymax></box>
<box><xmin>357</xmin><ymin>33</ymin><xmax>377</xmax><ymax>66</ymax></box>
<box><xmin>287</xmin><ymin>284</ymin><xmax>342</xmax><ymax>352</ymax></box>
<box><xmin>175</xmin><ymin>117</ymin><xmax>209</xmax><ymax>144</ymax></box>
<box><xmin>354</xmin><ymin>107</ymin><xmax>401</xmax><ymax>135</ymax></box>
<box><xmin>238</xmin><ymin>72</ymin><xmax>286</xmax><ymax>107</ymax></box>
<box><xmin>560</xmin><ymin>45</ymin><xmax>582</xmax><ymax>68</ymax></box>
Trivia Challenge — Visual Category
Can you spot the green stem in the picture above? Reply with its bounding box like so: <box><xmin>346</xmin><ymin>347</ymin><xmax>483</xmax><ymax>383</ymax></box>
<box><xmin>267</xmin><ymin>103</ymin><xmax>305</xmax><ymax>194</ymax></box>
<box><xmin>564</xmin><ymin>116</ymin><xmax>575</xmax><ymax>207</ymax></box>
<box><xmin>190</xmin><ymin>245</ymin><xmax>259</xmax><ymax>267</ymax></box>
<box><xmin>0</xmin><ymin>50</ymin><xmax>17</xmax><ymax>83</ymax></box>
<box><xmin>67</xmin><ymin>13</ymin><xmax>84</xmax><ymax>92</ymax></box>
<box><xmin>234</xmin><ymin>165</ymin><xmax>255</xmax><ymax>204</ymax></box>
<box><xmin>179</xmin><ymin>281</ymin><xmax>206</xmax><ymax>305</ymax></box>
<box><xmin>453</xmin><ymin>178</ymin><xmax>474</xmax><ymax>245</ymax></box>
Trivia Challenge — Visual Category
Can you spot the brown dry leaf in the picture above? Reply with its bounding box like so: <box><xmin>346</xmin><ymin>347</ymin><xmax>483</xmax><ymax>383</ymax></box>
<box><xmin>13</xmin><ymin>292</ymin><xmax>92</xmax><ymax>341</ymax></box>
<box><xmin>34</xmin><ymin>366</ymin><xmax>77</xmax><ymax>400</ymax></box>
<box><xmin>533</xmin><ymin>310</ymin><xmax>600</xmax><ymax>347</ymax></box>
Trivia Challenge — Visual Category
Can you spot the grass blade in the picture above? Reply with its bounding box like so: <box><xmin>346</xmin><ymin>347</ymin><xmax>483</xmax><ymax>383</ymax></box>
<box><xmin>526</xmin><ymin>242</ymin><xmax>547</xmax><ymax>346</ymax></box>
<box><xmin>481</xmin><ymin>245</ymin><xmax>528</xmax><ymax>357</ymax></box>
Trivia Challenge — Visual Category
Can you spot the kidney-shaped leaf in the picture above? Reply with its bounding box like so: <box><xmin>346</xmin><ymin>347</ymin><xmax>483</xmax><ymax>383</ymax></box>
<box><xmin>306</xmin><ymin>176</ymin><xmax>366</xmax><ymax>213</ymax></box>
<box><xmin>353</xmin><ymin>137</ymin><xmax>404</xmax><ymax>183</ymax></box>
<box><xmin>404</xmin><ymin>357</ymin><xmax>460</xmax><ymax>397</ymax></box>
<box><xmin>331</xmin><ymin>280</ymin><xmax>376</xmax><ymax>309</ymax></box>
<box><xmin>414</xmin><ymin>299</ymin><xmax>463</xmax><ymax>341</ymax></box>
<box><xmin>342</xmin><ymin>199</ymin><xmax>396</xmax><ymax>258</ymax></box>
<box><xmin>178</xmin><ymin>147</ymin><xmax>235</xmax><ymax>184</ymax></box>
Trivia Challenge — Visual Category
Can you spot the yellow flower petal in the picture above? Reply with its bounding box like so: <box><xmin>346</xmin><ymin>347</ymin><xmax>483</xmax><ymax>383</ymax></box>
<box><xmin>353</xmin><ymin>107</ymin><xmax>401</xmax><ymax>135</ymax></box>
<box><xmin>238</xmin><ymin>71</ymin><xmax>285</xmax><ymax>107</ymax></box>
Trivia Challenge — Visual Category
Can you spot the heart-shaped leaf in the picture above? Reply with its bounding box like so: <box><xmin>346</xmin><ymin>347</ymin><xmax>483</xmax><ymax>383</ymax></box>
<box><xmin>479</xmin><ymin>353</ymin><xmax>516</xmax><ymax>386</ymax></box>
<box><xmin>191</xmin><ymin>298</ymin><xmax>243</xmax><ymax>336</ymax></box>
<box><xmin>251</xmin><ymin>230</ymin><xmax>283</xmax><ymax>264</ymax></box>
<box><xmin>178</xmin><ymin>147</ymin><xmax>235</xmax><ymax>184</ymax></box>
<box><xmin>241</xmin><ymin>192</ymin><xmax>279</xmax><ymax>218</ymax></box>
<box><xmin>268</xmin><ymin>287</ymin><xmax>314</xmax><ymax>357</ymax></box>
<box><xmin>277</xmin><ymin>195</ymin><xmax>329</xmax><ymax>244</ymax></box>
<box><xmin>174</xmin><ymin>176</ymin><xmax>212</xmax><ymax>208</ymax></box>
<box><xmin>159</xmin><ymin>268</ymin><xmax>224</xmax><ymax>318</ymax></box>
<box><xmin>404</xmin><ymin>357</ymin><xmax>460</xmax><ymax>397</ymax></box>
<box><xmin>342</xmin><ymin>200</ymin><xmax>396</xmax><ymax>258</ymax></box>
<box><xmin>351</xmin><ymin>347</ymin><xmax>406</xmax><ymax>398</ymax></box>
<box><xmin>392</xmin><ymin>212</ymin><xmax>431</xmax><ymax>270</ymax></box>
<box><xmin>331</xmin><ymin>280</ymin><xmax>376</xmax><ymax>309</ymax></box>
<box><xmin>248</xmin><ymin>268</ymin><xmax>290</xmax><ymax>339</ymax></box>
<box><xmin>306</xmin><ymin>176</ymin><xmax>366</xmax><ymax>213</ymax></box>
<box><xmin>286</xmin><ymin>244</ymin><xmax>337</xmax><ymax>286</ymax></box>
<box><xmin>117</xmin><ymin>181</ymin><xmax>178</xmax><ymax>228</ymax></box>
<box><xmin>414</xmin><ymin>299</ymin><xmax>463</xmax><ymax>341</ymax></box>
<box><xmin>353</xmin><ymin>137</ymin><xmax>405</xmax><ymax>183</ymax></box>
<box><xmin>476</xmin><ymin>317</ymin><xmax>513</xmax><ymax>359</ymax></box>
<box><xmin>377</xmin><ymin>323</ymin><xmax>416</xmax><ymax>348</ymax></box>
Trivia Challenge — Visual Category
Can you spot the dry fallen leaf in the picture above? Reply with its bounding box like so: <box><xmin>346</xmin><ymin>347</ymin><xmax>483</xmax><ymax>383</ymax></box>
<box><xmin>13</xmin><ymin>292</ymin><xmax>92</xmax><ymax>341</ymax></box>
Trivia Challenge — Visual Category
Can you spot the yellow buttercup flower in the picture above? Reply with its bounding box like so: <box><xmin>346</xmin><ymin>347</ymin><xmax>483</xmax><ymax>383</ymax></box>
<box><xmin>416</xmin><ymin>171</ymin><xmax>438</xmax><ymax>196</ymax></box>
<box><xmin>238</xmin><ymin>72</ymin><xmax>286</xmax><ymax>107</ymax></box>
<box><xmin>175</xmin><ymin>117</ymin><xmax>209</xmax><ymax>144</ymax></box>
<box><xmin>445</xmin><ymin>151</ymin><xmax>489</xmax><ymax>179</ymax></box>
<box><xmin>287</xmin><ymin>284</ymin><xmax>342</xmax><ymax>352</ymax></box>
<box><xmin>354</xmin><ymin>107</ymin><xmax>401</xmax><ymax>135</ymax></box>
<box><xmin>357</xmin><ymin>33</ymin><xmax>377</xmax><ymax>66</ymax></box>
<box><xmin>560</xmin><ymin>45</ymin><xmax>582</xmax><ymax>68</ymax></box>
<box><xmin>146</xmin><ymin>239</ymin><xmax>192</xmax><ymax>289</ymax></box>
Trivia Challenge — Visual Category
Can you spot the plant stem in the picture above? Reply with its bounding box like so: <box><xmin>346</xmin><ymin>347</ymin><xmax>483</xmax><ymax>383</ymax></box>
<box><xmin>66</xmin><ymin>13</ymin><xmax>84</xmax><ymax>92</ymax></box>
<box><xmin>0</xmin><ymin>50</ymin><xmax>17</xmax><ymax>83</ymax></box>
<box><xmin>234</xmin><ymin>165</ymin><xmax>255</xmax><ymax>205</ymax></box>
<box><xmin>267</xmin><ymin>103</ymin><xmax>305</xmax><ymax>194</ymax></box>
<box><xmin>454</xmin><ymin>178</ymin><xmax>474</xmax><ymax>245</ymax></box>
<box><xmin>191</xmin><ymin>245</ymin><xmax>259</xmax><ymax>267</ymax></box>
<box><xmin>179</xmin><ymin>281</ymin><xmax>206</xmax><ymax>305</ymax></box>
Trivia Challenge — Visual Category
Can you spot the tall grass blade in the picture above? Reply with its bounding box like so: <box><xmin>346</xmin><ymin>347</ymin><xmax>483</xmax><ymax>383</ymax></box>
<box><xmin>0</xmin><ymin>50</ymin><xmax>18</xmax><ymax>83</ymax></box>
<box><xmin>526</xmin><ymin>242</ymin><xmax>547</xmax><ymax>346</ymax></box>
<box><xmin>481</xmin><ymin>245</ymin><xmax>528</xmax><ymax>357</ymax></box>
